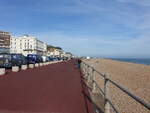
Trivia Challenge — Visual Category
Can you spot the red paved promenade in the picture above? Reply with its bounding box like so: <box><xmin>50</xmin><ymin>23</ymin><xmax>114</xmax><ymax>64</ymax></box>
<box><xmin>0</xmin><ymin>60</ymin><xmax>94</xmax><ymax>113</ymax></box>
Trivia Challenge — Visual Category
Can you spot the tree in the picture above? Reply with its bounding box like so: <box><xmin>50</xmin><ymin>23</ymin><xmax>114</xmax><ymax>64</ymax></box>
<box><xmin>47</xmin><ymin>45</ymin><xmax>62</xmax><ymax>50</ymax></box>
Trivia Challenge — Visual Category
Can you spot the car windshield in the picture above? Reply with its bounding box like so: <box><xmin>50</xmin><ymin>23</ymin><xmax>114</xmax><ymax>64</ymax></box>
<box><xmin>0</xmin><ymin>54</ymin><xmax>11</xmax><ymax>59</ymax></box>
<box><xmin>28</xmin><ymin>55</ymin><xmax>36</xmax><ymax>58</ymax></box>
<box><xmin>0</xmin><ymin>55</ymin><xmax>4</xmax><ymax>58</ymax></box>
<box><xmin>5</xmin><ymin>55</ymin><xmax>11</xmax><ymax>58</ymax></box>
<box><xmin>12</xmin><ymin>55</ymin><xmax>17</xmax><ymax>58</ymax></box>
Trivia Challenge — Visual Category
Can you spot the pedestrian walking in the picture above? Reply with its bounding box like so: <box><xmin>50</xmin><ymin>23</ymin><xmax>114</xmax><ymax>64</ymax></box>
<box><xmin>77</xmin><ymin>59</ymin><xmax>81</xmax><ymax>69</ymax></box>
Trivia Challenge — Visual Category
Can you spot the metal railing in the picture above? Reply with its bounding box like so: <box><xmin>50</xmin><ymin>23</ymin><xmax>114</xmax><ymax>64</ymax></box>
<box><xmin>80</xmin><ymin>60</ymin><xmax>150</xmax><ymax>113</ymax></box>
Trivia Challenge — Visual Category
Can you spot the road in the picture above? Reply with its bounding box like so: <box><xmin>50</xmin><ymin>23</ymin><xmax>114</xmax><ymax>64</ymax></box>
<box><xmin>0</xmin><ymin>60</ymin><xmax>94</xmax><ymax>113</ymax></box>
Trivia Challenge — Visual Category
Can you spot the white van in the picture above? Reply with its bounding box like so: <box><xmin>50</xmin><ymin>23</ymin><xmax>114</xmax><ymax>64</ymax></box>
<box><xmin>42</xmin><ymin>56</ymin><xmax>47</xmax><ymax>62</ymax></box>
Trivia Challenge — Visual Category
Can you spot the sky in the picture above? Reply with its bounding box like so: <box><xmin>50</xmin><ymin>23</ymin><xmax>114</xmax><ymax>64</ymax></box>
<box><xmin>0</xmin><ymin>0</ymin><xmax>150</xmax><ymax>58</ymax></box>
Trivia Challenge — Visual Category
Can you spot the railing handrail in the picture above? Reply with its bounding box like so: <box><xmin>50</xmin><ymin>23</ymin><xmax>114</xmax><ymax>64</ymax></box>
<box><xmin>93</xmin><ymin>80</ymin><xmax>119</xmax><ymax>113</ymax></box>
<box><xmin>81</xmin><ymin>60</ymin><xmax>150</xmax><ymax>111</ymax></box>
<box><xmin>108</xmin><ymin>79</ymin><xmax>150</xmax><ymax>110</ymax></box>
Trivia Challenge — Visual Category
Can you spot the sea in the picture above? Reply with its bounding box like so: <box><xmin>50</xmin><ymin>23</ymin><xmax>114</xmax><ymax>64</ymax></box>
<box><xmin>110</xmin><ymin>58</ymin><xmax>150</xmax><ymax>65</ymax></box>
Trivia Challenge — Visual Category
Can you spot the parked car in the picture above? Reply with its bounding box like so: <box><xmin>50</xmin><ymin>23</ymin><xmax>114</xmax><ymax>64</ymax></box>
<box><xmin>47</xmin><ymin>57</ymin><xmax>53</xmax><ymax>61</ymax></box>
<box><xmin>0</xmin><ymin>53</ymin><xmax>12</xmax><ymax>68</ymax></box>
<box><xmin>62</xmin><ymin>57</ymin><xmax>68</xmax><ymax>61</ymax></box>
<box><xmin>48</xmin><ymin>57</ymin><xmax>57</xmax><ymax>61</ymax></box>
<box><xmin>42</xmin><ymin>56</ymin><xmax>49</xmax><ymax>62</ymax></box>
<box><xmin>52</xmin><ymin>57</ymin><xmax>58</xmax><ymax>61</ymax></box>
<box><xmin>11</xmin><ymin>53</ymin><xmax>27</xmax><ymax>67</ymax></box>
<box><xmin>57</xmin><ymin>57</ymin><xmax>63</xmax><ymax>61</ymax></box>
<box><xmin>27</xmin><ymin>54</ymin><xmax>42</xmax><ymax>64</ymax></box>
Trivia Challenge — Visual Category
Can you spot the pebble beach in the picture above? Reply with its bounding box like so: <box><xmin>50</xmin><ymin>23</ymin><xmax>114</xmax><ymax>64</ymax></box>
<box><xmin>84</xmin><ymin>58</ymin><xmax>150</xmax><ymax>113</ymax></box>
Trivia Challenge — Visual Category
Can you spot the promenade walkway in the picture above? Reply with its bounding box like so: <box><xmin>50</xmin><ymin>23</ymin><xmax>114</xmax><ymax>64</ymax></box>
<box><xmin>0</xmin><ymin>60</ymin><xmax>94</xmax><ymax>113</ymax></box>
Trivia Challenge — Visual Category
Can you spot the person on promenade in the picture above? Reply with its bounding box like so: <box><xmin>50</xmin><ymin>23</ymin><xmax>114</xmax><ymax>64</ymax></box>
<box><xmin>77</xmin><ymin>59</ymin><xmax>81</xmax><ymax>69</ymax></box>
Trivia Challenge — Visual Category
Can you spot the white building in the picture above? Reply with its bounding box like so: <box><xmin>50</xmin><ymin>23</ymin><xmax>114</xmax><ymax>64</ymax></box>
<box><xmin>47</xmin><ymin>49</ymin><xmax>63</xmax><ymax>57</ymax></box>
<box><xmin>65</xmin><ymin>52</ymin><xmax>73</xmax><ymax>58</ymax></box>
<box><xmin>47</xmin><ymin>48</ymin><xmax>63</xmax><ymax>57</ymax></box>
<box><xmin>61</xmin><ymin>52</ymin><xmax>73</xmax><ymax>58</ymax></box>
<box><xmin>53</xmin><ymin>49</ymin><xmax>63</xmax><ymax>57</ymax></box>
<box><xmin>10</xmin><ymin>35</ymin><xmax>47</xmax><ymax>56</ymax></box>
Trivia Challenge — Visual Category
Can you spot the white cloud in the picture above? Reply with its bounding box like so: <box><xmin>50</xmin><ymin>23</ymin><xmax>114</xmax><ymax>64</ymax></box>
<box><xmin>36</xmin><ymin>30</ymin><xmax>150</xmax><ymax>57</ymax></box>
<box><xmin>117</xmin><ymin>0</ymin><xmax>150</xmax><ymax>6</ymax></box>
<box><xmin>1</xmin><ymin>0</ymin><xmax>150</xmax><ymax>57</ymax></box>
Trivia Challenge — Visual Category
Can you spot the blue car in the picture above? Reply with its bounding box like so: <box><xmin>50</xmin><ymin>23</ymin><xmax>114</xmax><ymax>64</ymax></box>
<box><xmin>27</xmin><ymin>54</ymin><xmax>42</xmax><ymax>64</ymax></box>
<box><xmin>0</xmin><ymin>53</ymin><xmax>12</xmax><ymax>68</ymax></box>
<box><xmin>11</xmin><ymin>54</ymin><xmax>27</xmax><ymax>67</ymax></box>
<box><xmin>48</xmin><ymin>57</ymin><xmax>54</xmax><ymax>61</ymax></box>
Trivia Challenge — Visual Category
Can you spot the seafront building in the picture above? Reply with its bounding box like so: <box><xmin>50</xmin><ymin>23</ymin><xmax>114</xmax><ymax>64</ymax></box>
<box><xmin>46</xmin><ymin>47</ymin><xmax>73</xmax><ymax>58</ymax></box>
<box><xmin>10</xmin><ymin>35</ymin><xmax>47</xmax><ymax>56</ymax></box>
<box><xmin>63</xmin><ymin>52</ymin><xmax>73</xmax><ymax>58</ymax></box>
<box><xmin>0</xmin><ymin>31</ymin><xmax>11</xmax><ymax>53</ymax></box>
<box><xmin>47</xmin><ymin>48</ymin><xmax>63</xmax><ymax>57</ymax></box>
<box><xmin>0</xmin><ymin>30</ymin><xmax>73</xmax><ymax>58</ymax></box>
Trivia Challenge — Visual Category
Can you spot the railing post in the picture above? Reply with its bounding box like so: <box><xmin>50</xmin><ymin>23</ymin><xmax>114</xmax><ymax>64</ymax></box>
<box><xmin>86</xmin><ymin>65</ymin><xmax>89</xmax><ymax>81</ymax></box>
<box><xmin>92</xmin><ymin>82</ymin><xmax>97</xmax><ymax>94</ymax></box>
<box><xmin>87</xmin><ymin>66</ymin><xmax>93</xmax><ymax>87</ymax></box>
<box><xmin>92</xmin><ymin>71</ymin><xmax>98</xmax><ymax>94</ymax></box>
<box><xmin>87</xmin><ymin>66</ymin><xmax>90</xmax><ymax>83</ymax></box>
<box><xmin>104</xmin><ymin>74</ymin><xmax>110</xmax><ymax>113</ymax></box>
<box><xmin>84</xmin><ymin>65</ymin><xmax>89</xmax><ymax>80</ymax></box>
<box><xmin>80</xmin><ymin>63</ymin><xmax>83</xmax><ymax>72</ymax></box>
<box><xmin>91</xmin><ymin>67</ymin><xmax>94</xmax><ymax>84</ymax></box>
<box><xmin>84</xmin><ymin>63</ymin><xmax>86</xmax><ymax>74</ymax></box>
<box><xmin>82</xmin><ymin>63</ymin><xmax>85</xmax><ymax>74</ymax></box>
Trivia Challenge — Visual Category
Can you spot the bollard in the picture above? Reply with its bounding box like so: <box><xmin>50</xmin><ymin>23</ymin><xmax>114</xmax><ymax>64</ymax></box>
<box><xmin>39</xmin><ymin>63</ymin><xmax>43</xmax><ymax>66</ymax></box>
<box><xmin>0</xmin><ymin>68</ymin><xmax>6</xmax><ymax>75</ymax></box>
<box><xmin>21</xmin><ymin>65</ymin><xmax>27</xmax><ymax>70</ymax></box>
<box><xmin>35</xmin><ymin>63</ymin><xmax>39</xmax><ymax>67</ymax></box>
<box><xmin>12</xmin><ymin>66</ymin><xmax>19</xmax><ymax>72</ymax></box>
<box><xmin>29</xmin><ymin>64</ymin><xmax>34</xmax><ymax>68</ymax></box>
<box><xmin>52</xmin><ymin>61</ymin><xmax>55</xmax><ymax>64</ymax></box>
<box><xmin>43</xmin><ymin>62</ymin><xmax>46</xmax><ymax>66</ymax></box>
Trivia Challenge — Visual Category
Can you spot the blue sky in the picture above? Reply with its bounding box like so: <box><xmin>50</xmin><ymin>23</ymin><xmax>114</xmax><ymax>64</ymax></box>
<box><xmin>0</xmin><ymin>0</ymin><xmax>150</xmax><ymax>58</ymax></box>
